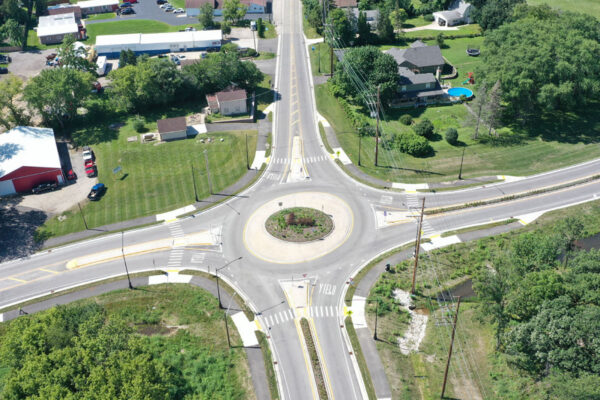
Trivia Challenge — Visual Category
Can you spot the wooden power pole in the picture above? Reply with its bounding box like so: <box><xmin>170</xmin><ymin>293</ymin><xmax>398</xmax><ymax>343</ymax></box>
<box><xmin>329</xmin><ymin>45</ymin><xmax>334</xmax><ymax>76</ymax></box>
<box><xmin>441</xmin><ymin>296</ymin><xmax>462</xmax><ymax>399</ymax></box>
<box><xmin>375</xmin><ymin>85</ymin><xmax>380</xmax><ymax>166</ymax></box>
<box><xmin>411</xmin><ymin>197</ymin><xmax>425</xmax><ymax>294</ymax></box>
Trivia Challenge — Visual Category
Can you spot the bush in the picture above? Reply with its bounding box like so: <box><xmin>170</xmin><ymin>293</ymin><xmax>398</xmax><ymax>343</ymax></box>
<box><xmin>132</xmin><ymin>115</ymin><xmax>145</xmax><ymax>132</ymax></box>
<box><xmin>424</xmin><ymin>14</ymin><xmax>435</xmax><ymax>22</ymax></box>
<box><xmin>413</xmin><ymin>118</ymin><xmax>434</xmax><ymax>138</ymax></box>
<box><xmin>399</xmin><ymin>114</ymin><xmax>412</xmax><ymax>125</ymax></box>
<box><xmin>393</xmin><ymin>132</ymin><xmax>432</xmax><ymax>157</ymax></box>
<box><xmin>445</xmin><ymin>127</ymin><xmax>459</xmax><ymax>145</ymax></box>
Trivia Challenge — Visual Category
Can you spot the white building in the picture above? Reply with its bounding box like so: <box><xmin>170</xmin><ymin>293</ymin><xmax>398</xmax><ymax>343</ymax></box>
<box><xmin>95</xmin><ymin>30</ymin><xmax>222</xmax><ymax>57</ymax></box>
<box><xmin>36</xmin><ymin>13</ymin><xmax>82</xmax><ymax>44</ymax></box>
<box><xmin>433</xmin><ymin>0</ymin><xmax>472</xmax><ymax>27</ymax></box>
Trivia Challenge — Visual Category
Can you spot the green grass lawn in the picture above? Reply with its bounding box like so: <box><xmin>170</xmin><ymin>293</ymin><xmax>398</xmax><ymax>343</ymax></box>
<box><xmin>85</xmin><ymin>12</ymin><xmax>116</xmax><ymax>21</ymax></box>
<box><xmin>256</xmin><ymin>74</ymin><xmax>274</xmax><ymax>112</ymax></box>
<box><xmin>170</xmin><ymin>0</ymin><xmax>186</xmax><ymax>9</ymax></box>
<box><xmin>40</xmin><ymin>117</ymin><xmax>257</xmax><ymax>237</ymax></box>
<box><xmin>302</xmin><ymin>11</ymin><xmax>321</xmax><ymax>39</ymax></box>
<box><xmin>403</xmin><ymin>23</ymin><xmax>482</xmax><ymax>39</ymax></box>
<box><xmin>402</xmin><ymin>16</ymin><xmax>431</xmax><ymax>29</ymax></box>
<box><xmin>84</xmin><ymin>20</ymin><xmax>203</xmax><ymax>44</ymax></box>
<box><xmin>528</xmin><ymin>0</ymin><xmax>600</xmax><ymax>18</ymax></box>
<box><xmin>315</xmin><ymin>83</ymin><xmax>600</xmax><ymax>184</ymax></box>
<box><xmin>308</xmin><ymin>42</ymin><xmax>337</xmax><ymax>76</ymax></box>
<box><xmin>26</xmin><ymin>30</ymin><xmax>56</xmax><ymax>50</ymax></box>
<box><xmin>261</xmin><ymin>21</ymin><xmax>277</xmax><ymax>39</ymax></box>
<box><xmin>255</xmin><ymin>51</ymin><xmax>275</xmax><ymax>60</ymax></box>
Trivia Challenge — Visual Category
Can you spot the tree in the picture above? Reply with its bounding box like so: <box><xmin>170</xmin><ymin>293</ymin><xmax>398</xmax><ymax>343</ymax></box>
<box><xmin>435</xmin><ymin>32</ymin><xmax>445</xmax><ymax>48</ymax></box>
<box><xmin>468</xmin><ymin>81</ymin><xmax>487</xmax><ymax>139</ymax></box>
<box><xmin>483</xmin><ymin>80</ymin><xmax>501</xmax><ymax>136</ymax></box>
<box><xmin>223</xmin><ymin>0</ymin><xmax>247</xmax><ymax>25</ymax></box>
<box><xmin>332</xmin><ymin>46</ymin><xmax>399</xmax><ymax>107</ymax></box>
<box><xmin>57</xmin><ymin>34</ymin><xmax>96</xmax><ymax>73</ymax></box>
<box><xmin>389</xmin><ymin>8</ymin><xmax>407</xmax><ymax>32</ymax></box>
<box><xmin>356</xmin><ymin>11</ymin><xmax>372</xmax><ymax>45</ymax></box>
<box><xmin>198</xmin><ymin>2</ymin><xmax>214</xmax><ymax>28</ymax></box>
<box><xmin>376</xmin><ymin>8</ymin><xmax>394</xmax><ymax>43</ymax></box>
<box><xmin>327</xmin><ymin>8</ymin><xmax>354</xmax><ymax>46</ymax></box>
<box><xmin>0</xmin><ymin>75</ymin><xmax>30</xmax><ymax>130</ymax></box>
<box><xmin>471</xmin><ymin>0</ymin><xmax>524</xmax><ymax>31</ymax></box>
<box><xmin>235</xmin><ymin>61</ymin><xmax>264</xmax><ymax>92</ymax></box>
<box><xmin>477</xmin><ymin>12</ymin><xmax>600</xmax><ymax>119</ymax></box>
<box><xmin>444</xmin><ymin>127</ymin><xmax>458</xmax><ymax>144</ymax></box>
<box><xmin>413</xmin><ymin>118</ymin><xmax>434</xmax><ymax>138</ymax></box>
<box><xmin>221</xmin><ymin>21</ymin><xmax>231</xmax><ymax>35</ymax></box>
<box><xmin>1</xmin><ymin>19</ymin><xmax>25</xmax><ymax>47</ymax></box>
<box><xmin>257</xmin><ymin>17</ymin><xmax>265</xmax><ymax>38</ymax></box>
<box><xmin>24</xmin><ymin>68</ymin><xmax>93</xmax><ymax>129</ymax></box>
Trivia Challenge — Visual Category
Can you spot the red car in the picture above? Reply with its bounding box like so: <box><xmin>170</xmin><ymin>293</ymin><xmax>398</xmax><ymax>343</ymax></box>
<box><xmin>85</xmin><ymin>159</ymin><xmax>95</xmax><ymax>168</ymax></box>
<box><xmin>66</xmin><ymin>169</ymin><xmax>77</xmax><ymax>180</ymax></box>
<box><xmin>85</xmin><ymin>165</ymin><xmax>97</xmax><ymax>177</ymax></box>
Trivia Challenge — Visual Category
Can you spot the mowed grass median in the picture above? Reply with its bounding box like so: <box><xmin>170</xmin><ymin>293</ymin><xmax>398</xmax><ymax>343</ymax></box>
<box><xmin>40</xmin><ymin>119</ymin><xmax>257</xmax><ymax>237</ymax></box>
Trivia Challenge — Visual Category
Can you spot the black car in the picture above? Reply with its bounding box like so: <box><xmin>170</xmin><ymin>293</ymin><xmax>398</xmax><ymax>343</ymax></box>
<box><xmin>88</xmin><ymin>183</ymin><xmax>106</xmax><ymax>201</ymax></box>
<box><xmin>32</xmin><ymin>181</ymin><xmax>58</xmax><ymax>194</ymax></box>
<box><xmin>119</xmin><ymin>2</ymin><xmax>131</xmax><ymax>7</ymax></box>
<box><xmin>120</xmin><ymin>7</ymin><xmax>135</xmax><ymax>14</ymax></box>
<box><xmin>0</xmin><ymin>67</ymin><xmax>8</xmax><ymax>74</ymax></box>
<box><xmin>156</xmin><ymin>0</ymin><xmax>167</xmax><ymax>4</ymax></box>
<box><xmin>0</xmin><ymin>55</ymin><xmax>11</xmax><ymax>63</ymax></box>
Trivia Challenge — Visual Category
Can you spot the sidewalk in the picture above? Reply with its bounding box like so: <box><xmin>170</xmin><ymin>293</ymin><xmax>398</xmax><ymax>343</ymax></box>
<box><xmin>0</xmin><ymin>274</ymin><xmax>271</xmax><ymax>400</ymax></box>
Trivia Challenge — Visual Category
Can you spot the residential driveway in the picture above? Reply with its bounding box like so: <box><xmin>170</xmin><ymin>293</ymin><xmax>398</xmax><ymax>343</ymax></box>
<box><xmin>230</xmin><ymin>27</ymin><xmax>258</xmax><ymax>50</ymax></box>
<box><xmin>0</xmin><ymin>49</ymin><xmax>57</xmax><ymax>81</ymax></box>
<box><xmin>17</xmin><ymin>145</ymin><xmax>98</xmax><ymax>216</ymax></box>
<box><xmin>85</xmin><ymin>0</ymin><xmax>198</xmax><ymax>26</ymax></box>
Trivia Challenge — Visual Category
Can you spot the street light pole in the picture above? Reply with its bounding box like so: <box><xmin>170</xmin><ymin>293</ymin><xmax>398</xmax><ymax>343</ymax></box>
<box><xmin>121</xmin><ymin>231</ymin><xmax>134</xmax><ymax>290</ymax></box>
<box><xmin>373</xmin><ymin>299</ymin><xmax>379</xmax><ymax>340</ymax></box>
<box><xmin>358</xmin><ymin>129</ymin><xmax>362</xmax><ymax>166</ymax></box>
<box><xmin>245</xmin><ymin>133</ymin><xmax>250</xmax><ymax>170</ymax></box>
<box><xmin>215</xmin><ymin>256</ymin><xmax>243</xmax><ymax>309</ymax></box>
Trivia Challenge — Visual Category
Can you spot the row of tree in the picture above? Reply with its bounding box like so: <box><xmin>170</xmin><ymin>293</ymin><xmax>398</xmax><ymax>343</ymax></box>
<box><xmin>0</xmin><ymin>36</ymin><xmax>264</xmax><ymax>131</ymax></box>
<box><xmin>0</xmin><ymin>0</ymin><xmax>47</xmax><ymax>48</ymax></box>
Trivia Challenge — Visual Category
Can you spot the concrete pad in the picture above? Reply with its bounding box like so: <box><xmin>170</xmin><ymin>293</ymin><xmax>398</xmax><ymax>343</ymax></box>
<box><xmin>332</xmin><ymin>147</ymin><xmax>352</xmax><ymax>165</ymax></box>
<box><xmin>156</xmin><ymin>205</ymin><xmax>195</xmax><ymax>221</ymax></box>
<box><xmin>231</xmin><ymin>311</ymin><xmax>259</xmax><ymax>346</ymax></box>
<box><xmin>148</xmin><ymin>274</ymin><xmax>168</xmax><ymax>285</ymax></box>
<box><xmin>421</xmin><ymin>234</ymin><xmax>461</xmax><ymax>251</ymax></box>
<box><xmin>243</xmin><ymin>192</ymin><xmax>354</xmax><ymax>264</ymax></box>
<box><xmin>191</xmin><ymin>123</ymin><xmax>207</xmax><ymax>134</ymax></box>
<box><xmin>391</xmin><ymin>182</ymin><xmax>429</xmax><ymax>190</ymax></box>
<box><xmin>280</xmin><ymin>279</ymin><xmax>310</xmax><ymax>317</ymax></box>
<box><xmin>375</xmin><ymin>210</ymin><xmax>414</xmax><ymax>228</ymax></box>
<box><xmin>350</xmin><ymin>295</ymin><xmax>367</xmax><ymax>328</ymax></box>
<box><xmin>497</xmin><ymin>174</ymin><xmax>524</xmax><ymax>183</ymax></box>
<box><xmin>287</xmin><ymin>136</ymin><xmax>309</xmax><ymax>182</ymax></box>
<box><xmin>251</xmin><ymin>150</ymin><xmax>266</xmax><ymax>170</ymax></box>
<box><xmin>517</xmin><ymin>211</ymin><xmax>545</xmax><ymax>225</ymax></box>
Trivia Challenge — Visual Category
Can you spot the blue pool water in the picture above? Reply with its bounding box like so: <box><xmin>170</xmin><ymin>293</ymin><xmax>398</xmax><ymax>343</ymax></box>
<box><xmin>448</xmin><ymin>87</ymin><xmax>474</xmax><ymax>98</ymax></box>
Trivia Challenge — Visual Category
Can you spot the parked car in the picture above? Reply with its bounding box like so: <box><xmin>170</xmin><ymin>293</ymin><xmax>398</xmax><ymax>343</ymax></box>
<box><xmin>32</xmin><ymin>181</ymin><xmax>58</xmax><ymax>194</ymax></box>
<box><xmin>82</xmin><ymin>146</ymin><xmax>94</xmax><ymax>162</ymax></box>
<box><xmin>88</xmin><ymin>183</ymin><xmax>106</xmax><ymax>201</ymax></box>
<box><xmin>0</xmin><ymin>67</ymin><xmax>7</xmax><ymax>74</ymax></box>
<box><xmin>66</xmin><ymin>169</ymin><xmax>77</xmax><ymax>180</ymax></box>
<box><xmin>170</xmin><ymin>55</ymin><xmax>180</xmax><ymax>65</ymax></box>
<box><xmin>159</xmin><ymin>3</ymin><xmax>170</xmax><ymax>8</ymax></box>
<box><xmin>173</xmin><ymin>8</ymin><xmax>184</xmax><ymax>13</ymax></box>
<box><xmin>164</xmin><ymin>6</ymin><xmax>174</xmax><ymax>11</ymax></box>
<box><xmin>185</xmin><ymin>27</ymin><xmax>196</xmax><ymax>31</ymax></box>
<box><xmin>0</xmin><ymin>54</ymin><xmax>11</xmax><ymax>63</ymax></box>
<box><xmin>120</xmin><ymin>7</ymin><xmax>135</xmax><ymax>14</ymax></box>
<box><xmin>156</xmin><ymin>0</ymin><xmax>167</xmax><ymax>3</ymax></box>
<box><xmin>85</xmin><ymin>165</ymin><xmax>98</xmax><ymax>177</ymax></box>
<box><xmin>129</xmin><ymin>0</ymin><xmax>138</xmax><ymax>3</ymax></box>
<box><xmin>119</xmin><ymin>2</ymin><xmax>131</xmax><ymax>7</ymax></box>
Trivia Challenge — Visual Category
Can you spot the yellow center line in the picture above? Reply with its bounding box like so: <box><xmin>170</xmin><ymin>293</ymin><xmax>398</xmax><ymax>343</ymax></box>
<box><xmin>39</xmin><ymin>268</ymin><xmax>60</xmax><ymax>274</ymax></box>
<box><xmin>8</xmin><ymin>277</ymin><xmax>27</xmax><ymax>283</ymax></box>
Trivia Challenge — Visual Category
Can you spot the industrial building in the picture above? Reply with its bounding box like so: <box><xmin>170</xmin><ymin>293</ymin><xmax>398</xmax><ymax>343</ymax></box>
<box><xmin>36</xmin><ymin>13</ymin><xmax>84</xmax><ymax>44</ymax></box>
<box><xmin>94</xmin><ymin>30</ymin><xmax>222</xmax><ymax>57</ymax></box>
<box><xmin>0</xmin><ymin>127</ymin><xmax>64</xmax><ymax>196</ymax></box>
<box><xmin>77</xmin><ymin>0</ymin><xmax>119</xmax><ymax>16</ymax></box>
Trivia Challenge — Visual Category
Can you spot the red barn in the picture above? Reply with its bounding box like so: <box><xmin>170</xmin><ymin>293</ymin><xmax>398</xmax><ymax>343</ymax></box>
<box><xmin>0</xmin><ymin>127</ymin><xmax>64</xmax><ymax>196</ymax></box>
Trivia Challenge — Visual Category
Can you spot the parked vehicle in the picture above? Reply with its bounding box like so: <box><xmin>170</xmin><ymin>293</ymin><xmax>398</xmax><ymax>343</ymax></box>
<box><xmin>91</xmin><ymin>81</ymin><xmax>103</xmax><ymax>94</ymax></box>
<box><xmin>32</xmin><ymin>181</ymin><xmax>58</xmax><ymax>194</ymax></box>
<box><xmin>66</xmin><ymin>169</ymin><xmax>77</xmax><ymax>180</ymax></box>
<box><xmin>185</xmin><ymin>27</ymin><xmax>196</xmax><ymax>31</ymax></box>
<box><xmin>173</xmin><ymin>8</ymin><xmax>184</xmax><ymax>13</ymax></box>
<box><xmin>0</xmin><ymin>55</ymin><xmax>11</xmax><ymax>63</ymax></box>
<box><xmin>88</xmin><ymin>183</ymin><xmax>106</xmax><ymax>201</ymax></box>
<box><xmin>159</xmin><ymin>3</ymin><xmax>170</xmax><ymax>8</ymax></box>
<box><xmin>0</xmin><ymin>67</ymin><xmax>7</xmax><ymax>74</ymax></box>
<box><xmin>85</xmin><ymin>165</ymin><xmax>98</xmax><ymax>177</ymax></box>
<box><xmin>164</xmin><ymin>6</ymin><xmax>174</xmax><ymax>11</ymax></box>
<box><xmin>122</xmin><ymin>7</ymin><xmax>135</xmax><ymax>14</ymax></box>
<box><xmin>170</xmin><ymin>55</ymin><xmax>180</xmax><ymax>65</ymax></box>
<box><xmin>119</xmin><ymin>2</ymin><xmax>131</xmax><ymax>7</ymax></box>
<box><xmin>156</xmin><ymin>0</ymin><xmax>167</xmax><ymax>3</ymax></box>
<box><xmin>82</xmin><ymin>146</ymin><xmax>94</xmax><ymax>162</ymax></box>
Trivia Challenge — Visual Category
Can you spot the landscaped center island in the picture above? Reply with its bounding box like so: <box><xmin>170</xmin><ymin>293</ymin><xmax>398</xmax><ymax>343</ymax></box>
<box><xmin>265</xmin><ymin>207</ymin><xmax>333</xmax><ymax>242</ymax></box>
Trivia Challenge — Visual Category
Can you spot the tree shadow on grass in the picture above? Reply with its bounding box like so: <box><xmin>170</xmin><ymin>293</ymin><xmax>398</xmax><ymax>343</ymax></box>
<box><xmin>0</xmin><ymin>203</ymin><xmax>48</xmax><ymax>262</ymax></box>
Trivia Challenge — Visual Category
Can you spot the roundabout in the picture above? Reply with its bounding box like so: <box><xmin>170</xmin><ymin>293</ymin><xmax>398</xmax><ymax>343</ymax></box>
<box><xmin>243</xmin><ymin>192</ymin><xmax>354</xmax><ymax>264</ymax></box>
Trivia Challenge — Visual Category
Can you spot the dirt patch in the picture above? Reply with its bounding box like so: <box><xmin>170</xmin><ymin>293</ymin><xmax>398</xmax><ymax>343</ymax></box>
<box><xmin>265</xmin><ymin>207</ymin><xmax>333</xmax><ymax>242</ymax></box>
<box><xmin>136</xmin><ymin>323</ymin><xmax>188</xmax><ymax>336</ymax></box>
<box><xmin>394</xmin><ymin>289</ymin><xmax>429</xmax><ymax>355</ymax></box>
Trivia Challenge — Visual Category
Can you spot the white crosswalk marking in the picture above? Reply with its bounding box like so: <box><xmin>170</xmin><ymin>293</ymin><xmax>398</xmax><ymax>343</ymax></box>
<box><xmin>274</xmin><ymin>314</ymin><xmax>279</xmax><ymax>324</ymax></box>
<box><xmin>191</xmin><ymin>252</ymin><xmax>205</xmax><ymax>264</ymax></box>
<box><xmin>380</xmin><ymin>195</ymin><xmax>393</xmax><ymax>205</ymax></box>
<box><xmin>167</xmin><ymin>249</ymin><xmax>185</xmax><ymax>267</ymax></box>
<box><xmin>288</xmin><ymin>309</ymin><xmax>294</xmax><ymax>320</ymax></box>
<box><xmin>167</xmin><ymin>221</ymin><xmax>185</xmax><ymax>238</ymax></box>
<box><xmin>267</xmin><ymin>316</ymin><xmax>273</xmax><ymax>326</ymax></box>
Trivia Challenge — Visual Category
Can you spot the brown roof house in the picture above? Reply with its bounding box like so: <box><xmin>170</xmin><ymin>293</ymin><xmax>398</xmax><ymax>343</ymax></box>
<box><xmin>206</xmin><ymin>86</ymin><xmax>248</xmax><ymax>116</ymax></box>
<box><xmin>157</xmin><ymin>116</ymin><xmax>187</xmax><ymax>141</ymax></box>
<box><xmin>335</xmin><ymin>0</ymin><xmax>357</xmax><ymax>8</ymax></box>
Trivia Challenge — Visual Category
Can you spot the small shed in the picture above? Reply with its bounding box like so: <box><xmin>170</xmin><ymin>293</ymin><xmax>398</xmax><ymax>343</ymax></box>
<box><xmin>157</xmin><ymin>117</ymin><xmax>187</xmax><ymax>141</ymax></box>
<box><xmin>206</xmin><ymin>86</ymin><xmax>248</xmax><ymax>116</ymax></box>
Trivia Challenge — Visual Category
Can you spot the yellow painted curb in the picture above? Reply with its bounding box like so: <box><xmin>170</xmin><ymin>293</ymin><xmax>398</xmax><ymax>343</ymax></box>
<box><xmin>255</xmin><ymin>319</ymin><xmax>262</xmax><ymax>331</ymax></box>
<box><xmin>519</xmin><ymin>219</ymin><xmax>528</xmax><ymax>225</ymax></box>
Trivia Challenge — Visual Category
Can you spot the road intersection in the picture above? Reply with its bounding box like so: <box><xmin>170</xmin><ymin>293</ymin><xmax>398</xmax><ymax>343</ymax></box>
<box><xmin>2</xmin><ymin>0</ymin><xmax>600</xmax><ymax>399</ymax></box>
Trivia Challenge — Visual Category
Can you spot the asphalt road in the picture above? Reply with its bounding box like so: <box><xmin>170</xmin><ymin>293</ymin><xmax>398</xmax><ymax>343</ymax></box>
<box><xmin>2</xmin><ymin>0</ymin><xmax>600</xmax><ymax>399</ymax></box>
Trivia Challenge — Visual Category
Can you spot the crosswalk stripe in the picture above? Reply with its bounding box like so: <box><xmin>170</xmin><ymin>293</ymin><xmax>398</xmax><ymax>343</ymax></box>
<box><xmin>289</xmin><ymin>309</ymin><xmax>294</xmax><ymax>320</ymax></box>
<box><xmin>274</xmin><ymin>314</ymin><xmax>279</xmax><ymax>324</ymax></box>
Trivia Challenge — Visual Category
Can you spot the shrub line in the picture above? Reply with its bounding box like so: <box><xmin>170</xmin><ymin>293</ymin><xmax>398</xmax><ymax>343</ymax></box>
<box><xmin>300</xmin><ymin>318</ymin><xmax>329</xmax><ymax>400</ymax></box>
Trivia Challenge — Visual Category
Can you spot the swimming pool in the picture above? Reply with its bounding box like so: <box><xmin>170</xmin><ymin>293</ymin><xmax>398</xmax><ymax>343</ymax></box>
<box><xmin>448</xmin><ymin>87</ymin><xmax>474</xmax><ymax>98</ymax></box>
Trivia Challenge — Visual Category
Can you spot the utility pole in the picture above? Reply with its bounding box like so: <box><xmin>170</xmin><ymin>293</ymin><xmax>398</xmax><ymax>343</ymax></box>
<box><xmin>121</xmin><ymin>231</ymin><xmax>134</xmax><ymax>290</ymax></box>
<box><xmin>329</xmin><ymin>44</ymin><xmax>334</xmax><ymax>76</ymax></box>
<box><xmin>373</xmin><ymin>299</ymin><xmax>379</xmax><ymax>340</ymax></box>
<box><xmin>245</xmin><ymin>133</ymin><xmax>250</xmax><ymax>170</ymax></box>
<box><xmin>441</xmin><ymin>296</ymin><xmax>462</xmax><ymax>399</ymax></box>
<box><xmin>411</xmin><ymin>197</ymin><xmax>425</xmax><ymax>294</ymax></box>
<box><xmin>252</xmin><ymin>28</ymin><xmax>256</xmax><ymax>52</ymax></box>
<box><xmin>375</xmin><ymin>85</ymin><xmax>380</xmax><ymax>167</ymax></box>
<box><xmin>318</xmin><ymin>44</ymin><xmax>321</xmax><ymax>73</ymax></box>
<box><xmin>78</xmin><ymin>202</ymin><xmax>89</xmax><ymax>230</ymax></box>
<box><xmin>203</xmin><ymin>149</ymin><xmax>213</xmax><ymax>195</ymax></box>
<box><xmin>215</xmin><ymin>257</ymin><xmax>243</xmax><ymax>309</ymax></box>
<box><xmin>358</xmin><ymin>129</ymin><xmax>362</xmax><ymax>166</ymax></box>
<box><xmin>223</xmin><ymin>310</ymin><xmax>232</xmax><ymax>348</ymax></box>
<box><xmin>191</xmin><ymin>162</ymin><xmax>199</xmax><ymax>202</ymax></box>
<box><xmin>458</xmin><ymin>147</ymin><xmax>465</xmax><ymax>180</ymax></box>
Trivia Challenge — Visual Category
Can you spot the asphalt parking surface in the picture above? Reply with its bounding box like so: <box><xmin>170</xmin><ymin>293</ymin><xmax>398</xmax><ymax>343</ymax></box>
<box><xmin>85</xmin><ymin>0</ymin><xmax>198</xmax><ymax>26</ymax></box>
<box><xmin>0</xmin><ymin>49</ymin><xmax>58</xmax><ymax>80</ymax></box>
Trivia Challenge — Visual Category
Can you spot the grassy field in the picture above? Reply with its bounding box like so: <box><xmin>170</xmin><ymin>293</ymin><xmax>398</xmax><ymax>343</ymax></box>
<box><xmin>402</xmin><ymin>16</ymin><xmax>431</xmax><ymax>29</ymax></box>
<box><xmin>40</xmin><ymin>115</ymin><xmax>257</xmax><ymax>237</ymax></box>
<box><xmin>85</xmin><ymin>12</ymin><xmax>116</xmax><ymax>21</ymax></box>
<box><xmin>308</xmin><ymin>42</ymin><xmax>337</xmax><ymax>76</ymax></box>
<box><xmin>528</xmin><ymin>0</ymin><xmax>600</xmax><ymax>18</ymax></box>
<box><xmin>315</xmin><ymin>83</ymin><xmax>600</xmax><ymax>184</ymax></box>
<box><xmin>302</xmin><ymin>10</ymin><xmax>321</xmax><ymax>39</ymax></box>
<box><xmin>261</xmin><ymin>21</ymin><xmax>277</xmax><ymax>39</ymax></box>
<box><xmin>403</xmin><ymin>24</ymin><xmax>482</xmax><ymax>39</ymax></box>
<box><xmin>256</xmin><ymin>74</ymin><xmax>274</xmax><ymax>112</ymax></box>
<box><xmin>364</xmin><ymin>200</ymin><xmax>600</xmax><ymax>399</ymax></box>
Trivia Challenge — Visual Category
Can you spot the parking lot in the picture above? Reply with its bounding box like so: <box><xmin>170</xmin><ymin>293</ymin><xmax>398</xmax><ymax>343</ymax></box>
<box><xmin>85</xmin><ymin>0</ymin><xmax>198</xmax><ymax>26</ymax></box>
<box><xmin>0</xmin><ymin>49</ymin><xmax>58</xmax><ymax>81</ymax></box>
